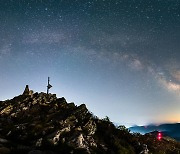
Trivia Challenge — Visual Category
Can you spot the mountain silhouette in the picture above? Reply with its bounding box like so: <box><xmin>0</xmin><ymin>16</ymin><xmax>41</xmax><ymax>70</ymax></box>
<box><xmin>0</xmin><ymin>86</ymin><xmax>179</xmax><ymax>154</ymax></box>
<box><xmin>129</xmin><ymin>123</ymin><xmax>180</xmax><ymax>141</ymax></box>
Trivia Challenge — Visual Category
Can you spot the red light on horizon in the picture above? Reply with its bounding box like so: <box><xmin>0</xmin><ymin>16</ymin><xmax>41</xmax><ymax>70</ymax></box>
<box><xmin>157</xmin><ymin>132</ymin><xmax>162</xmax><ymax>140</ymax></box>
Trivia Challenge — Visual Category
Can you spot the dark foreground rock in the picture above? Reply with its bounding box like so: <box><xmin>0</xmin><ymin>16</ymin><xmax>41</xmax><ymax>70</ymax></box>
<box><xmin>0</xmin><ymin>87</ymin><xmax>180</xmax><ymax>154</ymax></box>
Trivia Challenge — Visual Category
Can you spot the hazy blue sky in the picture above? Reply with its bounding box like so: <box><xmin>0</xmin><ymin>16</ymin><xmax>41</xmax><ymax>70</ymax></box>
<box><xmin>0</xmin><ymin>0</ymin><xmax>180</xmax><ymax>126</ymax></box>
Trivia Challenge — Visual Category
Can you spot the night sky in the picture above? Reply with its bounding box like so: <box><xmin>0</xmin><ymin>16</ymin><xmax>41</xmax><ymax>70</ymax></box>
<box><xmin>0</xmin><ymin>0</ymin><xmax>180</xmax><ymax>126</ymax></box>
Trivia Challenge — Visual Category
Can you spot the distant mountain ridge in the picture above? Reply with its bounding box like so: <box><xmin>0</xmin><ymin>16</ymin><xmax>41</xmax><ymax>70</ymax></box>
<box><xmin>129</xmin><ymin>123</ymin><xmax>180</xmax><ymax>141</ymax></box>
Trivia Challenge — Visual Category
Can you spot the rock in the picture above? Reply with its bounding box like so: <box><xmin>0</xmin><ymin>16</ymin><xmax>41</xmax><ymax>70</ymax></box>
<box><xmin>76</xmin><ymin>134</ymin><xmax>86</xmax><ymax>148</ymax></box>
<box><xmin>23</xmin><ymin>85</ymin><xmax>30</xmax><ymax>95</ymax></box>
<box><xmin>28</xmin><ymin>150</ymin><xmax>43</xmax><ymax>154</ymax></box>
<box><xmin>0</xmin><ymin>147</ymin><xmax>10</xmax><ymax>154</ymax></box>
<box><xmin>43</xmin><ymin>151</ymin><xmax>56</xmax><ymax>154</ymax></box>
<box><xmin>87</xmin><ymin>136</ymin><xmax>97</xmax><ymax>147</ymax></box>
<box><xmin>68</xmin><ymin>133</ymin><xmax>93</xmax><ymax>153</ymax></box>
<box><xmin>100</xmin><ymin>144</ymin><xmax>108</xmax><ymax>151</ymax></box>
<box><xmin>83</xmin><ymin>120</ymin><xmax>96</xmax><ymax>135</ymax></box>
<box><xmin>0</xmin><ymin>138</ymin><xmax>8</xmax><ymax>143</ymax></box>
<box><xmin>75</xmin><ymin>126</ymin><xmax>82</xmax><ymax>131</ymax></box>
<box><xmin>36</xmin><ymin>138</ymin><xmax>43</xmax><ymax>147</ymax></box>
<box><xmin>0</xmin><ymin>105</ymin><xmax>13</xmax><ymax>115</ymax></box>
<box><xmin>17</xmin><ymin>145</ymin><xmax>31</xmax><ymax>151</ymax></box>
<box><xmin>140</xmin><ymin>144</ymin><xmax>149</xmax><ymax>154</ymax></box>
<box><xmin>6</xmin><ymin>131</ymin><xmax>11</xmax><ymax>136</ymax></box>
<box><xmin>23</xmin><ymin>85</ymin><xmax>33</xmax><ymax>96</ymax></box>
<box><xmin>29</xmin><ymin>90</ymin><xmax>34</xmax><ymax>96</ymax></box>
<box><xmin>48</xmin><ymin>125</ymin><xmax>71</xmax><ymax>145</ymax></box>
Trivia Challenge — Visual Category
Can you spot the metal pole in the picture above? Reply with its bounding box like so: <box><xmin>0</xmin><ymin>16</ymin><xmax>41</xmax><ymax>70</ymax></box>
<box><xmin>47</xmin><ymin>77</ymin><xmax>50</xmax><ymax>94</ymax></box>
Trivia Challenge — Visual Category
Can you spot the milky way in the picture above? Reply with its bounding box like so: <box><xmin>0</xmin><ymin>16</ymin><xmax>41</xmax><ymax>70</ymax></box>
<box><xmin>0</xmin><ymin>0</ymin><xmax>180</xmax><ymax>126</ymax></box>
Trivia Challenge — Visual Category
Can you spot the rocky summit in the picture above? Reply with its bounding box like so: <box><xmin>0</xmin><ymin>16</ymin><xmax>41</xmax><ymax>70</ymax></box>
<box><xmin>0</xmin><ymin>86</ymin><xmax>180</xmax><ymax>154</ymax></box>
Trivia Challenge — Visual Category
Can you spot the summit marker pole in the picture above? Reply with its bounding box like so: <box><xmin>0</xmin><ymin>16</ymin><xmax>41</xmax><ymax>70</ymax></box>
<box><xmin>47</xmin><ymin>77</ymin><xmax>49</xmax><ymax>94</ymax></box>
<box><xmin>47</xmin><ymin>77</ymin><xmax>53</xmax><ymax>94</ymax></box>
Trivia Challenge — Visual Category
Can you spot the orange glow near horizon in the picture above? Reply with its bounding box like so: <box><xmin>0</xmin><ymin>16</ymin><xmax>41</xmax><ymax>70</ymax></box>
<box><xmin>160</xmin><ymin>114</ymin><xmax>180</xmax><ymax>124</ymax></box>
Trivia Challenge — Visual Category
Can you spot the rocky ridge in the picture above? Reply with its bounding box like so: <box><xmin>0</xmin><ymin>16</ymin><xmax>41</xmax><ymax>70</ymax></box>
<box><xmin>0</xmin><ymin>86</ymin><xmax>179</xmax><ymax>154</ymax></box>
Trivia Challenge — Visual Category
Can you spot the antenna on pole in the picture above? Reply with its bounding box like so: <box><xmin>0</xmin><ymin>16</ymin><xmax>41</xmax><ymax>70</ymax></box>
<box><xmin>47</xmin><ymin>77</ymin><xmax>52</xmax><ymax>94</ymax></box>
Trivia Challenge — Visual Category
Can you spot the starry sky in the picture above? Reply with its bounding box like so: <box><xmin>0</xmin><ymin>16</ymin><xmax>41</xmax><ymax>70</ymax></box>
<box><xmin>0</xmin><ymin>0</ymin><xmax>180</xmax><ymax>126</ymax></box>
